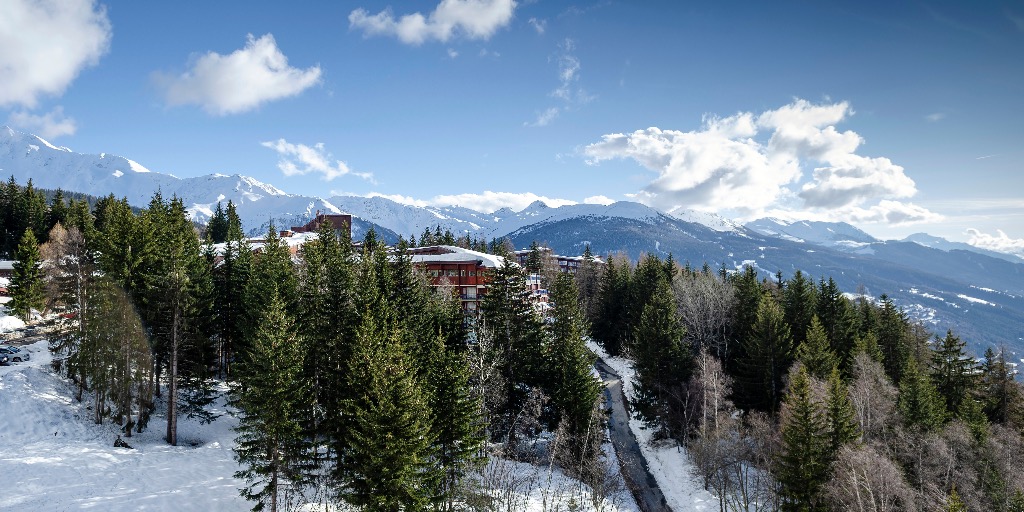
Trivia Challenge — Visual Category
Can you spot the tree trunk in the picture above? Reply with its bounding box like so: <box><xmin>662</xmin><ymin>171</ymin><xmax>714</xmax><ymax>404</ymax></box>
<box><xmin>166</xmin><ymin>307</ymin><xmax>180</xmax><ymax>446</ymax></box>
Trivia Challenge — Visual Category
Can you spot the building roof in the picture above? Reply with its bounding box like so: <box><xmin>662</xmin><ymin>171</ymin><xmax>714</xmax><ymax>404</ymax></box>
<box><xmin>408</xmin><ymin>245</ymin><xmax>510</xmax><ymax>269</ymax></box>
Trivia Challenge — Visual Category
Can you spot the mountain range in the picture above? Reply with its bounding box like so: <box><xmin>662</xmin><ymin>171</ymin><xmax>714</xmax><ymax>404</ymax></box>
<box><xmin>1</xmin><ymin>126</ymin><xmax>1022</xmax><ymax>356</ymax></box>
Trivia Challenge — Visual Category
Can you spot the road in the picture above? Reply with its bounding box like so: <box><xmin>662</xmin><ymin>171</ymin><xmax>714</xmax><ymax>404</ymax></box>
<box><xmin>595</xmin><ymin>358</ymin><xmax>671</xmax><ymax>512</ymax></box>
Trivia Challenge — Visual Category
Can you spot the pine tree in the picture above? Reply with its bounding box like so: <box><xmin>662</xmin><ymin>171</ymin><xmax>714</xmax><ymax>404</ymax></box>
<box><xmin>738</xmin><ymin>291</ymin><xmax>793</xmax><ymax>413</ymax></box>
<box><xmin>341</xmin><ymin>307</ymin><xmax>434</xmax><ymax>511</ymax></box>
<box><xmin>815</xmin><ymin>277</ymin><xmax>859</xmax><ymax>371</ymax></box>
<box><xmin>208</xmin><ymin>202</ymin><xmax>228</xmax><ymax>243</ymax></box>
<box><xmin>875</xmin><ymin>295</ymin><xmax>909</xmax><ymax>383</ymax></box>
<box><xmin>930</xmin><ymin>330</ymin><xmax>979</xmax><ymax>418</ymax></box>
<box><xmin>898</xmin><ymin>356</ymin><xmax>947</xmax><ymax>431</ymax></box>
<box><xmin>225</xmin><ymin>200</ymin><xmax>244</xmax><ymax>240</ymax></box>
<box><xmin>234</xmin><ymin>290</ymin><xmax>307</xmax><ymax>512</ymax></box>
<box><xmin>777</xmin><ymin>366</ymin><xmax>828</xmax><ymax>511</ymax></box>
<box><xmin>980</xmin><ymin>347</ymin><xmax>1023</xmax><ymax>426</ymax></box>
<box><xmin>946</xmin><ymin>486</ymin><xmax>968</xmax><ymax>512</ymax></box>
<box><xmin>796</xmin><ymin>316</ymin><xmax>837</xmax><ymax>380</ymax></box>
<box><xmin>824</xmin><ymin>368</ymin><xmax>859</xmax><ymax>457</ymax></box>
<box><xmin>548</xmin><ymin>273</ymin><xmax>605</xmax><ymax>472</ymax></box>
<box><xmin>525</xmin><ymin>240</ymin><xmax>543</xmax><ymax>275</ymax></box>
<box><xmin>9</xmin><ymin>228</ymin><xmax>44</xmax><ymax>321</ymax></box>
<box><xmin>423</xmin><ymin>335</ymin><xmax>486</xmax><ymax>511</ymax></box>
<box><xmin>631</xmin><ymin>274</ymin><xmax>691</xmax><ymax>439</ymax></box>
<box><xmin>591</xmin><ymin>255</ymin><xmax>631</xmax><ymax>356</ymax></box>
<box><xmin>784</xmin><ymin>270</ymin><xmax>818</xmax><ymax>348</ymax></box>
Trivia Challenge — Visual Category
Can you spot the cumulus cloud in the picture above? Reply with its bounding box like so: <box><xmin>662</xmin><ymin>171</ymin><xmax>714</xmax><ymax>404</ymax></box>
<box><xmin>966</xmin><ymin>228</ymin><xmax>1024</xmax><ymax>259</ymax></box>
<box><xmin>154</xmin><ymin>34</ymin><xmax>321</xmax><ymax>116</ymax></box>
<box><xmin>0</xmin><ymin>0</ymin><xmax>111</xmax><ymax>108</ymax></box>
<box><xmin>582</xmin><ymin>99</ymin><xmax>938</xmax><ymax>225</ymax></box>
<box><xmin>261</xmin><ymin>139</ymin><xmax>373</xmax><ymax>182</ymax></box>
<box><xmin>349</xmin><ymin>0</ymin><xmax>517</xmax><ymax>45</ymax></box>
<box><xmin>584</xmin><ymin>195</ymin><xmax>616</xmax><ymax>205</ymax></box>
<box><xmin>842</xmin><ymin>200</ymin><xmax>944</xmax><ymax>225</ymax></box>
<box><xmin>7</xmin><ymin>107</ymin><xmax>77</xmax><ymax>139</ymax></box>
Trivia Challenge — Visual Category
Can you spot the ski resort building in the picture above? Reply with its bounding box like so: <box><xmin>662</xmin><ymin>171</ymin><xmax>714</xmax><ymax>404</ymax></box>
<box><xmin>286</xmin><ymin>212</ymin><xmax>352</xmax><ymax>239</ymax></box>
<box><xmin>407</xmin><ymin>245</ymin><xmax>510</xmax><ymax>314</ymax></box>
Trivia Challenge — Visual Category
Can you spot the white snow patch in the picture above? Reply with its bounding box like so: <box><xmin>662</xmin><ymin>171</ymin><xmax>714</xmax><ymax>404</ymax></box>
<box><xmin>0</xmin><ymin>314</ymin><xmax>25</xmax><ymax>331</ymax></box>
<box><xmin>588</xmin><ymin>341</ymin><xmax>716</xmax><ymax>511</ymax></box>
<box><xmin>957</xmin><ymin>294</ymin><xmax>995</xmax><ymax>306</ymax></box>
<box><xmin>112</xmin><ymin>169</ymin><xmax>124</xmax><ymax>178</ymax></box>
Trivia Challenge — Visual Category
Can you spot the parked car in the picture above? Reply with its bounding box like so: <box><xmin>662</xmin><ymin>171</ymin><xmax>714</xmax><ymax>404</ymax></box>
<box><xmin>0</xmin><ymin>346</ymin><xmax>27</xmax><ymax>363</ymax></box>
<box><xmin>0</xmin><ymin>353</ymin><xmax>8</xmax><ymax>365</ymax></box>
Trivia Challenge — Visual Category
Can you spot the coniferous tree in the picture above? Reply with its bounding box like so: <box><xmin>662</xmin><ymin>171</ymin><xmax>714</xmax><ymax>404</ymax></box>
<box><xmin>10</xmin><ymin>228</ymin><xmax>44</xmax><ymax>321</ymax></box>
<box><xmin>777</xmin><ymin>366</ymin><xmax>828</xmax><ymax>511</ymax></box>
<box><xmin>208</xmin><ymin>202</ymin><xmax>228</xmax><ymax>243</ymax></box>
<box><xmin>738</xmin><ymin>291</ymin><xmax>794</xmax><ymax>413</ymax></box>
<box><xmin>816</xmin><ymin>277</ymin><xmax>858</xmax><ymax>371</ymax></box>
<box><xmin>591</xmin><ymin>254</ymin><xmax>631</xmax><ymax>356</ymax></box>
<box><xmin>931</xmin><ymin>330</ymin><xmax>979</xmax><ymax>418</ymax></box>
<box><xmin>898</xmin><ymin>356</ymin><xmax>947</xmax><ymax>432</ymax></box>
<box><xmin>980</xmin><ymin>347</ymin><xmax>1023</xmax><ymax>426</ymax></box>
<box><xmin>225</xmin><ymin>200</ymin><xmax>244</xmax><ymax>240</ymax></box>
<box><xmin>875</xmin><ymin>295</ymin><xmax>910</xmax><ymax>383</ymax></box>
<box><xmin>423</xmin><ymin>335</ymin><xmax>486</xmax><ymax>511</ymax></box>
<box><xmin>824</xmin><ymin>368</ymin><xmax>860</xmax><ymax>457</ymax></box>
<box><xmin>784</xmin><ymin>270</ymin><xmax>818</xmax><ymax>348</ymax></box>
<box><xmin>548</xmin><ymin>273</ymin><xmax>604</xmax><ymax>473</ymax></box>
<box><xmin>234</xmin><ymin>290</ymin><xmax>307</xmax><ymax>512</ymax></box>
<box><xmin>796</xmin><ymin>316</ymin><xmax>837</xmax><ymax>380</ymax></box>
<box><xmin>631</xmin><ymin>274</ymin><xmax>691</xmax><ymax>439</ymax></box>
<box><xmin>341</xmin><ymin>306</ymin><xmax>434</xmax><ymax>511</ymax></box>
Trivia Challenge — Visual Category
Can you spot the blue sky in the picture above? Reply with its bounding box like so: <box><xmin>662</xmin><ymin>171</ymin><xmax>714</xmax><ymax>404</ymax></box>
<box><xmin>1</xmin><ymin>0</ymin><xmax>1022</xmax><ymax>252</ymax></box>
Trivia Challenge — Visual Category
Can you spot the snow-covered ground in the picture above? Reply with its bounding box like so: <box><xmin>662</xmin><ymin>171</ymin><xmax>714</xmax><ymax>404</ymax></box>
<box><xmin>1</xmin><ymin>335</ymin><xmax>638</xmax><ymax>511</ymax></box>
<box><xmin>588</xmin><ymin>340</ymin><xmax>717</xmax><ymax>511</ymax></box>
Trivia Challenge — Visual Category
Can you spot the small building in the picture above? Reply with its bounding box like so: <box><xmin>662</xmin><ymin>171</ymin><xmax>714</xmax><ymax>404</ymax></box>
<box><xmin>290</xmin><ymin>212</ymin><xmax>352</xmax><ymax>239</ymax></box>
<box><xmin>0</xmin><ymin>260</ymin><xmax>13</xmax><ymax>279</ymax></box>
<box><xmin>408</xmin><ymin>245</ymin><xmax>509</xmax><ymax>314</ymax></box>
<box><xmin>513</xmin><ymin>248</ymin><xmax>602</xmax><ymax>274</ymax></box>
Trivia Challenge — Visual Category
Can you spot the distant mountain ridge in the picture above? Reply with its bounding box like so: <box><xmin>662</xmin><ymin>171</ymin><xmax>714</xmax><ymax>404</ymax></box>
<box><xmin>2</xmin><ymin>126</ymin><xmax>1023</xmax><ymax>354</ymax></box>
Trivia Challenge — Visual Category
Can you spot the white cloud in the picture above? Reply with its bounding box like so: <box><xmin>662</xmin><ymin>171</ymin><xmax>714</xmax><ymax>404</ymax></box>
<box><xmin>447</xmin><ymin>48</ymin><xmax>459</xmax><ymax>58</ymax></box>
<box><xmin>261</xmin><ymin>139</ymin><xmax>373</xmax><ymax>182</ymax></box>
<box><xmin>528</xmin><ymin>17</ymin><xmax>546</xmax><ymax>34</ymax></box>
<box><xmin>349</xmin><ymin>0</ymin><xmax>517</xmax><ymax>45</ymax></box>
<box><xmin>842</xmin><ymin>200</ymin><xmax>944</xmax><ymax>225</ymax></box>
<box><xmin>926</xmin><ymin>112</ymin><xmax>946</xmax><ymax>122</ymax></box>
<box><xmin>966</xmin><ymin>228</ymin><xmax>1024</xmax><ymax>259</ymax></box>
<box><xmin>582</xmin><ymin>99</ymin><xmax>938</xmax><ymax>225</ymax></box>
<box><xmin>154</xmin><ymin>34</ymin><xmax>321</xmax><ymax>116</ymax></box>
<box><xmin>0</xmin><ymin>0</ymin><xmax>111</xmax><ymax>108</ymax></box>
<box><xmin>584</xmin><ymin>195</ymin><xmax>616</xmax><ymax>205</ymax></box>
<box><xmin>526</xmin><ymin>107</ymin><xmax>559</xmax><ymax>127</ymax></box>
<box><xmin>7</xmin><ymin>106</ymin><xmax>76</xmax><ymax>139</ymax></box>
<box><xmin>428</xmin><ymin>191</ymin><xmax>576</xmax><ymax>212</ymax></box>
<box><xmin>527</xmin><ymin>39</ymin><xmax>592</xmax><ymax>127</ymax></box>
<box><xmin>365</xmin><ymin>192</ymin><xmax>430</xmax><ymax>207</ymax></box>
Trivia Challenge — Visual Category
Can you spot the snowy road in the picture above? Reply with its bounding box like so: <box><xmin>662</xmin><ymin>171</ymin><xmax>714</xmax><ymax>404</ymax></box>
<box><xmin>596</xmin><ymin>358</ymin><xmax>672</xmax><ymax>512</ymax></box>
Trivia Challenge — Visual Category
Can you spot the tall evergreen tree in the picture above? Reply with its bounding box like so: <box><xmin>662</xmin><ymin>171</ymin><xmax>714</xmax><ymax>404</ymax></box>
<box><xmin>341</xmin><ymin>306</ymin><xmax>434</xmax><ymax>511</ymax></box>
<box><xmin>591</xmin><ymin>254</ymin><xmax>631</xmax><ymax>356</ymax></box>
<box><xmin>824</xmin><ymin>368</ymin><xmax>860</xmax><ymax>457</ymax></box>
<box><xmin>815</xmin><ymin>277</ymin><xmax>859</xmax><ymax>371</ymax></box>
<box><xmin>631</xmin><ymin>274</ymin><xmax>691</xmax><ymax>439</ymax></box>
<box><xmin>777</xmin><ymin>367</ymin><xmax>828</xmax><ymax>512</ymax></box>
<box><xmin>738</xmin><ymin>291</ymin><xmax>794</xmax><ymax>413</ymax></box>
<box><xmin>898</xmin><ymin>356</ymin><xmax>947</xmax><ymax>432</ymax></box>
<box><xmin>980</xmin><ymin>347</ymin><xmax>1023</xmax><ymax>426</ymax></box>
<box><xmin>234</xmin><ymin>290</ymin><xmax>307</xmax><ymax>512</ymax></box>
<box><xmin>225</xmin><ymin>200</ymin><xmax>244</xmax><ymax>240</ymax></box>
<box><xmin>875</xmin><ymin>295</ymin><xmax>910</xmax><ymax>383</ymax></box>
<box><xmin>796</xmin><ymin>316</ymin><xmax>837</xmax><ymax>380</ymax></box>
<box><xmin>931</xmin><ymin>330</ymin><xmax>979</xmax><ymax>418</ymax></box>
<box><xmin>207</xmin><ymin>202</ymin><xmax>228</xmax><ymax>243</ymax></box>
<box><xmin>784</xmin><ymin>270</ymin><xmax>818</xmax><ymax>348</ymax></box>
<box><xmin>548</xmin><ymin>273</ymin><xmax>605</xmax><ymax>471</ymax></box>
<box><xmin>9</xmin><ymin>228</ymin><xmax>44</xmax><ymax>321</ymax></box>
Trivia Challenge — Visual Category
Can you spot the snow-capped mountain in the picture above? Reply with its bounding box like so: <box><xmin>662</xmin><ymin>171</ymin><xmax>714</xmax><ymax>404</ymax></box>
<box><xmin>745</xmin><ymin>217</ymin><xmax>878</xmax><ymax>248</ymax></box>
<box><xmin>902</xmin><ymin>233</ymin><xmax>1023</xmax><ymax>264</ymax></box>
<box><xmin>0</xmin><ymin>126</ymin><xmax>340</xmax><ymax>234</ymax></box>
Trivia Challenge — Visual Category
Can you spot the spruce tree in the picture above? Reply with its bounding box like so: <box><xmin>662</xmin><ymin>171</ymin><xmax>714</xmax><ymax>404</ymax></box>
<box><xmin>208</xmin><ymin>202</ymin><xmax>228</xmax><ymax>243</ymax></box>
<box><xmin>930</xmin><ymin>330</ymin><xmax>978</xmax><ymax>418</ymax></box>
<box><xmin>980</xmin><ymin>347</ymin><xmax>1023</xmax><ymax>426</ymax></box>
<box><xmin>784</xmin><ymin>270</ymin><xmax>818</xmax><ymax>348</ymax></box>
<box><xmin>777</xmin><ymin>366</ymin><xmax>828</xmax><ymax>511</ymax></box>
<box><xmin>824</xmin><ymin>368</ymin><xmax>859</xmax><ymax>457</ymax></box>
<box><xmin>738</xmin><ymin>291</ymin><xmax>793</xmax><ymax>413</ymax></box>
<box><xmin>631</xmin><ymin>274</ymin><xmax>691</xmax><ymax>439</ymax></box>
<box><xmin>796</xmin><ymin>316</ymin><xmax>837</xmax><ymax>380</ymax></box>
<box><xmin>875</xmin><ymin>295</ymin><xmax>910</xmax><ymax>383</ymax></box>
<box><xmin>234</xmin><ymin>290</ymin><xmax>307</xmax><ymax>512</ymax></box>
<box><xmin>816</xmin><ymin>277</ymin><xmax>859</xmax><ymax>371</ymax></box>
<box><xmin>548</xmin><ymin>273</ymin><xmax>604</xmax><ymax>473</ymax></box>
<box><xmin>898</xmin><ymin>356</ymin><xmax>947</xmax><ymax>431</ymax></box>
<box><xmin>225</xmin><ymin>200</ymin><xmax>244</xmax><ymax>240</ymax></box>
<box><xmin>9</xmin><ymin>228</ymin><xmax>44</xmax><ymax>321</ymax></box>
<box><xmin>341</xmin><ymin>308</ymin><xmax>434</xmax><ymax>511</ymax></box>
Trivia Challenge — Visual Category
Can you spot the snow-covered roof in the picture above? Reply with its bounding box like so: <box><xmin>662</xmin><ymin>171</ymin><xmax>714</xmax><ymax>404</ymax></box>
<box><xmin>409</xmin><ymin>245</ymin><xmax>510</xmax><ymax>269</ymax></box>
